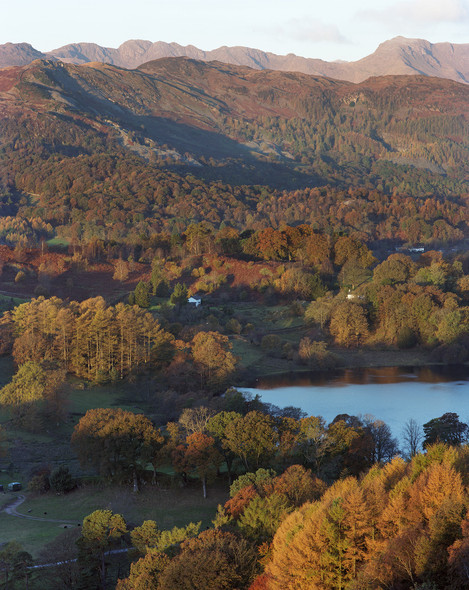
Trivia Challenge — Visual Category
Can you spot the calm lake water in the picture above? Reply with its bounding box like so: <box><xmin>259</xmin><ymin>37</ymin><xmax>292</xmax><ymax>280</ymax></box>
<box><xmin>241</xmin><ymin>366</ymin><xmax>469</xmax><ymax>439</ymax></box>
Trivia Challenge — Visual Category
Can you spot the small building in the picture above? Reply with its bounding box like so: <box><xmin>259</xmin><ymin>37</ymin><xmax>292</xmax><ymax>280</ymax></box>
<box><xmin>347</xmin><ymin>291</ymin><xmax>364</xmax><ymax>301</ymax></box>
<box><xmin>188</xmin><ymin>296</ymin><xmax>202</xmax><ymax>307</ymax></box>
<box><xmin>7</xmin><ymin>482</ymin><xmax>21</xmax><ymax>492</ymax></box>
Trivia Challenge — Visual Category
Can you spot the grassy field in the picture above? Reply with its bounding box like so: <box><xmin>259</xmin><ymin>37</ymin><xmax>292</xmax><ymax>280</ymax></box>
<box><xmin>1</xmin><ymin>478</ymin><xmax>228</xmax><ymax>557</ymax></box>
<box><xmin>45</xmin><ymin>237</ymin><xmax>69</xmax><ymax>248</ymax></box>
<box><xmin>0</xmin><ymin>293</ymin><xmax>28</xmax><ymax>313</ymax></box>
<box><xmin>0</xmin><ymin>510</ymin><xmax>67</xmax><ymax>556</ymax></box>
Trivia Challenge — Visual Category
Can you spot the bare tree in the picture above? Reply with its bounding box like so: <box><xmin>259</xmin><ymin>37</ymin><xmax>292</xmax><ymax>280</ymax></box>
<box><xmin>402</xmin><ymin>418</ymin><xmax>422</xmax><ymax>458</ymax></box>
<box><xmin>178</xmin><ymin>407</ymin><xmax>215</xmax><ymax>435</ymax></box>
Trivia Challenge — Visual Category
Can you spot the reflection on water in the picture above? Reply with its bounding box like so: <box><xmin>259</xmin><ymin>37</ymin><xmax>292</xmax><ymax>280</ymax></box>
<box><xmin>253</xmin><ymin>365</ymin><xmax>469</xmax><ymax>389</ymax></box>
<box><xmin>242</xmin><ymin>365</ymin><xmax>469</xmax><ymax>441</ymax></box>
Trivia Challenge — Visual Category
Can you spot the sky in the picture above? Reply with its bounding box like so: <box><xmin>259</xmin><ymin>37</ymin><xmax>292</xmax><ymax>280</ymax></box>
<box><xmin>3</xmin><ymin>0</ymin><xmax>469</xmax><ymax>62</ymax></box>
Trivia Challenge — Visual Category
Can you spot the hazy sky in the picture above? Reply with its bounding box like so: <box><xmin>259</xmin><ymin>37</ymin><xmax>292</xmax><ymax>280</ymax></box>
<box><xmin>3</xmin><ymin>0</ymin><xmax>469</xmax><ymax>61</ymax></box>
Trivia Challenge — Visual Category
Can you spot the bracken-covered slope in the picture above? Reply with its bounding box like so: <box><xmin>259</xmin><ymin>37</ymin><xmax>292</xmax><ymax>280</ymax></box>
<box><xmin>0</xmin><ymin>57</ymin><xmax>467</xmax><ymax>241</ymax></box>
<box><xmin>1</xmin><ymin>56</ymin><xmax>467</xmax><ymax>167</ymax></box>
<box><xmin>1</xmin><ymin>37</ymin><xmax>468</xmax><ymax>84</ymax></box>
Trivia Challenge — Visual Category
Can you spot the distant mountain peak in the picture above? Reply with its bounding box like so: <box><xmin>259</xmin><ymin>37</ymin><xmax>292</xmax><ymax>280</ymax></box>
<box><xmin>0</xmin><ymin>37</ymin><xmax>468</xmax><ymax>84</ymax></box>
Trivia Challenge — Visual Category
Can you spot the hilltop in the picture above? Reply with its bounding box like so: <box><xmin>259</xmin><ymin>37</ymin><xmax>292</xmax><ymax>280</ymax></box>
<box><xmin>0</xmin><ymin>36</ymin><xmax>468</xmax><ymax>85</ymax></box>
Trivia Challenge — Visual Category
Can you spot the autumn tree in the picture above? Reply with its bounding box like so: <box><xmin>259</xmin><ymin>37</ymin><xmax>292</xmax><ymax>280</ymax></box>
<box><xmin>173</xmin><ymin>433</ymin><xmax>222</xmax><ymax>498</ymax></box>
<box><xmin>0</xmin><ymin>361</ymin><xmax>50</xmax><ymax>429</ymax></box>
<box><xmin>112</xmin><ymin>258</ymin><xmax>129</xmax><ymax>282</ymax></box>
<box><xmin>130</xmin><ymin>520</ymin><xmax>200</xmax><ymax>557</ymax></box>
<box><xmin>329</xmin><ymin>301</ymin><xmax>369</xmax><ymax>347</ymax></box>
<box><xmin>302</xmin><ymin>232</ymin><xmax>331</xmax><ymax>269</ymax></box>
<box><xmin>157</xmin><ymin>529</ymin><xmax>257</xmax><ymax>590</ymax></box>
<box><xmin>447</xmin><ymin>515</ymin><xmax>469</xmax><ymax>589</ymax></box>
<box><xmin>373</xmin><ymin>253</ymin><xmax>416</xmax><ymax>286</ymax></box>
<box><xmin>185</xmin><ymin>222</ymin><xmax>214</xmax><ymax>256</ymax></box>
<box><xmin>266</xmin><ymin>478</ymin><xmax>373</xmax><ymax>589</ymax></box>
<box><xmin>116</xmin><ymin>550</ymin><xmax>170</xmax><ymax>590</ymax></box>
<box><xmin>334</xmin><ymin>236</ymin><xmax>375</xmax><ymax>269</ymax></box>
<box><xmin>297</xmin><ymin>415</ymin><xmax>330</xmax><ymax>474</ymax></box>
<box><xmin>191</xmin><ymin>331</ymin><xmax>237</xmax><ymax>389</ymax></box>
<box><xmin>304</xmin><ymin>293</ymin><xmax>334</xmax><ymax>329</ymax></box>
<box><xmin>10</xmin><ymin>296</ymin><xmax>173</xmax><ymax>381</ymax></box>
<box><xmin>71</xmin><ymin>408</ymin><xmax>163</xmax><ymax>490</ymax></box>
<box><xmin>275</xmin><ymin>267</ymin><xmax>326</xmax><ymax>299</ymax></box>
<box><xmin>224</xmin><ymin>411</ymin><xmax>279</xmax><ymax>471</ymax></box>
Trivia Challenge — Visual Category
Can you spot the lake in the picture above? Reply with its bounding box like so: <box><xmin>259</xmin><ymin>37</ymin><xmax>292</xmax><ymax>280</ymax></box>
<box><xmin>241</xmin><ymin>365</ymin><xmax>469</xmax><ymax>440</ymax></box>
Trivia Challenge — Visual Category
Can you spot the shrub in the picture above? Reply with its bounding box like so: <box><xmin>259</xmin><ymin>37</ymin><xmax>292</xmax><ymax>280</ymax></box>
<box><xmin>261</xmin><ymin>334</ymin><xmax>281</xmax><ymax>352</ymax></box>
<box><xmin>50</xmin><ymin>465</ymin><xmax>74</xmax><ymax>494</ymax></box>
<box><xmin>15</xmin><ymin>270</ymin><xmax>26</xmax><ymax>283</ymax></box>
<box><xmin>28</xmin><ymin>473</ymin><xmax>50</xmax><ymax>494</ymax></box>
<box><xmin>226</xmin><ymin>318</ymin><xmax>242</xmax><ymax>334</ymax></box>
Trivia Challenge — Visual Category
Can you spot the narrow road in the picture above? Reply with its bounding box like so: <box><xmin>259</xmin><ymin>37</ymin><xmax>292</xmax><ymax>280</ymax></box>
<box><xmin>2</xmin><ymin>494</ymin><xmax>78</xmax><ymax>524</ymax></box>
<box><xmin>1</xmin><ymin>494</ymin><xmax>129</xmax><ymax>570</ymax></box>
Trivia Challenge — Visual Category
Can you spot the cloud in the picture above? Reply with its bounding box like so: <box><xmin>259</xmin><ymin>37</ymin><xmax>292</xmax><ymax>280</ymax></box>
<box><xmin>273</xmin><ymin>18</ymin><xmax>351</xmax><ymax>45</ymax></box>
<box><xmin>360</xmin><ymin>0</ymin><xmax>469</xmax><ymax>25</ymax></box>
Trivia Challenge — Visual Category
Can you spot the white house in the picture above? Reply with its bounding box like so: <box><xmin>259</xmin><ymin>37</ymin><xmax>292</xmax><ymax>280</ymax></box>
<box><xmin>188</xmin><ymin>296</ymin><xmax>202</xmax><ymax>307</ymax></box>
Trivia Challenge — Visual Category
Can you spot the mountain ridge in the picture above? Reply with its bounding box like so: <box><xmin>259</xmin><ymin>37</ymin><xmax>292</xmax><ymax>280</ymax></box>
<box><xmin>0</xmin><ymin>57</ymin><xmax>467</xmax><ymax>240</ymax></box>
<box><xmin>0</xmin><ymin>37</ymin><xmax>468</xmax><ymax>84</ymax></box>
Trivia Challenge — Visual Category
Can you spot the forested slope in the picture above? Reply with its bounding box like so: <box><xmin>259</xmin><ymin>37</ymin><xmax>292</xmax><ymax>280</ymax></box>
<box><xmin>0</xmin><ymin>58</ymin><xmax>467</xmax><ymax>245</ymax></box>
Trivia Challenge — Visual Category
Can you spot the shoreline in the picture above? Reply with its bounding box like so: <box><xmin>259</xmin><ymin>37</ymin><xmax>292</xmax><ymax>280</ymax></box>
<box><xmin>237</xmin><ymin>347</ymin><xmax>440</xmax><ymax>387</ymax></box>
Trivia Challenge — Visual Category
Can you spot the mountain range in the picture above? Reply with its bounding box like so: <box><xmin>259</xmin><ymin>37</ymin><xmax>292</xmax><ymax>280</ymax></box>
<box><xmin>1</xmin><ymin>36</ymin><xmax>468</xmax><ymax>84</ymax></box>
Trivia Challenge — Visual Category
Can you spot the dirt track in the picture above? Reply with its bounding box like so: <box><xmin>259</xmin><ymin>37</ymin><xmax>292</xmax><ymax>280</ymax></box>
<box><xmin>2</xmin><ymin>494</ymin><xmax>78</xmax><ymax>524</ymax></box>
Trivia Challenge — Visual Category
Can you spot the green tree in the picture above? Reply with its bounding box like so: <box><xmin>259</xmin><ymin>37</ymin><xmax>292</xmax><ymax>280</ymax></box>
<box><xmin>77</xmin><ymin>510</ymin><xmax>127</xmax><ymax>590</ymax></box>
<box><xmin>134</xmin><ymin>281</ymin><xmax>151</xmax><ymax>308</ymax></box>
<box><xmin>170</xmin><ymin>283</ymin><xmax>188</xmax><ymax>305</ymax></box>
<box><xmin>130</xmin><ymin>521</ymin><xmax>160</xmax><ymax>556</ymax></box>
<box><xmin>150</xmin><ymin>259</ymin><xmax>169</xmax><ymax>296</ymax></box>
<box><xmin>11</xmin><ymin>550</ymin><xmax>33</xmax><ymax>590</ymax></box>
<box><xmin>50</xmin><ymin>465</ymin><xmax>74</xmax><ymax>494</ymax></box>
<box><xmin>423</xmin><ymin>413</ymin><xmax>468</xmax><ymax>448</ymax></box>
<box><xmin>0</xmin><ymin>541</ymin><xmax>24</xmax><ymax>590</ymax></box>
<box><xmin>238</xmin><ymin>493</ymin><xmax>293</xmax><ymax>542</ymax></box>
<box><xmin>0</xmin><ymin>425</ymin><xmax>7</xmax><ymax>462</ymax></box>
<box><xmin>207</xmin><ymin>411</ymin><xmax>242</xmax><ymax>484</ymax></box>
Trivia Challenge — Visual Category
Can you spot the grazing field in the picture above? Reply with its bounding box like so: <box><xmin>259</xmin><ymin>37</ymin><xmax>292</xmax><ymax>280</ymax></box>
<box><xmin>1</xmin><ymin>478</ymin><xmax>229</xmax><ymax>556</ymax></box>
